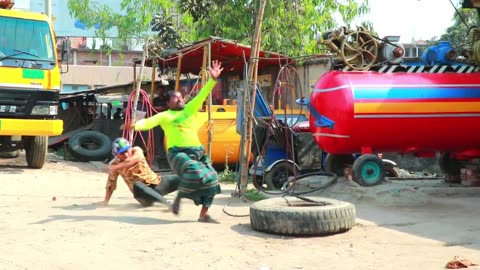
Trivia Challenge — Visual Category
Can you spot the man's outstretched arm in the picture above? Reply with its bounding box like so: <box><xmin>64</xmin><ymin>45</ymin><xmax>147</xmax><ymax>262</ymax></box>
<box><xmin>184</xmin><ymin>60</ymin><xmax>223</xmax><ymax>115</ymax></box>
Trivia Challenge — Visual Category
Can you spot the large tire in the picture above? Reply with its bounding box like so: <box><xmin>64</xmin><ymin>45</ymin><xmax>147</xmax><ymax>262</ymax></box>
<box><xmin>68</xmin><ymin>130</ymin><xmax>112</xmax><ymax>161</ymax></box>
<box><xmin>264</xmin><ymin>161</ymin><xmax>298</xmax><ymax>190</ymax></box>
<box><xmin>324</xmin><ymin>154</ymin><xmax>355</xmax><ymax>177</ymax></box>
<box><xmin>250</xmin><ymin>197</ymin><xmax>356</xmax><ymax>236</ymax></box>
<box><xmin>0</xmin><ymin>150</ymin><xmax>20</xmax><ymax>159</ymax></box>
<box><xmin>25</xmin><ymin>136</ymin><xmax>47</xmax><ymax>169</ymax></box>
<box><xmin>352</xmin><ymin>154</ymin><xmax>385</xmax><ymax>186</ymax></box>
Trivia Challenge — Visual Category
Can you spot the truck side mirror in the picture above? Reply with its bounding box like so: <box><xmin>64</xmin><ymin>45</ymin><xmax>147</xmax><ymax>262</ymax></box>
<box><xmin>61</xmin><ymin>39</ymin><xmax>71</xmax><ymax>62</ymax></box>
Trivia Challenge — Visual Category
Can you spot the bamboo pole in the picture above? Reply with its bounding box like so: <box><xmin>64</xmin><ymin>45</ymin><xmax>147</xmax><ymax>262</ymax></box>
<box><xmin>150</xmin><ymin>61</ymin><xmax>157</xmax><ymax>102</ymax></box>
<box><xmin>147</xmin><ymin>61</ymin><xmax>157</xmax><ymax>156</ymax></box>
<box><xmin>129</xmin><ymin>38</ymin><xmax>149</xmax><ymax>144</ymax></box>
<box><xmin>175</xmin><ymin>53</ymin><xmax>183</xmax><ymax>91</ymax></box>
<box><xmin>203</xmin><ymin>43</ymin><xmax>213</xmax><ymax>158</ymax></box>
<box><xmin>238</xmin><ymin>0</ymin><xmax>267</xmax><ymax>194</ymax></box>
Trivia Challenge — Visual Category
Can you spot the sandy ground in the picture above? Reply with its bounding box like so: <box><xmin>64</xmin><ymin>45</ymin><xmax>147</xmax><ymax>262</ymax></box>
<box><xmin>1</xmin><ymin>153</ymin><xmax>480</xmax><ymax>270</ymax></box>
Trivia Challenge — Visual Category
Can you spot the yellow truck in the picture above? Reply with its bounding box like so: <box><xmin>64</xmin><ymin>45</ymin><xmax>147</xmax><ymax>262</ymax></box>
<box><xmin>0</xmin><ymin>0</ymin><xmax>65</xmax><ymax>168</ymax></box>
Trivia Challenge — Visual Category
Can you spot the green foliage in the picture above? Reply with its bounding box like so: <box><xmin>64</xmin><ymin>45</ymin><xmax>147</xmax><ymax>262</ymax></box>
<box><xmin>180</xmin><ymin>0</ymin><xmax>371</xmax><ymax>56</ymax></box>
<box><xmin>439</xmin><ymin>8</ymin><xmax>479</xmax><ymax>48</ymax></box>
<box><xmin>67</xmin><ymin>0</ymin><xmax>371</xmax><ymax>57</ymax></box>
<box><xmin>67</xmin><ymin>0</ymin><xmax>174</xmax><ymax>51</ymax></box>
<box><xmin>244</xmin><ymin>188</ymin><xmax>268</xmax><ymax>201</ymax></box>
<box><xmin>218</xmin><ymin>168</ymin><xmax>237</xmax><ymax>183</ymax></box>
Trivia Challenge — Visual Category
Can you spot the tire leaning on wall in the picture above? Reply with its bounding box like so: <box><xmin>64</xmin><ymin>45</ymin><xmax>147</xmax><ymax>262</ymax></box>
<box><xmin>250</xmin><ymin>197</ymin><xmax>356</xmax><ymax>236</ymax></box>
<box><xmin>68</xmin><ymin>130</ymin><xmax>112</xmax><ymax>161</ymax></box>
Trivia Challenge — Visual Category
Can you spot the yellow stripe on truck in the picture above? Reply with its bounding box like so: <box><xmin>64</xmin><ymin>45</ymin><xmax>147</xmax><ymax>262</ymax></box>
<box><xmin>0</xmin><ymin>119</ymin><xmax>63</xmax><ymax>136</ymax></box>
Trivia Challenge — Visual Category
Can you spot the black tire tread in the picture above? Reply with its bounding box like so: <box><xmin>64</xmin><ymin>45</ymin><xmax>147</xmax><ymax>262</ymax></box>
<box><xmin>250</xmin><ymin>197</ymin><xmax>356</xmax><ymax>236</ymax></box>
<box><xmin>68</xmin><ymin>130</ymin><xmax>112</xmax><ymax>161</ymax></box>
<box><xmin>26</xmin><ymin>136</ymin><xmax>47</xmax><ymax>169</ymax></box>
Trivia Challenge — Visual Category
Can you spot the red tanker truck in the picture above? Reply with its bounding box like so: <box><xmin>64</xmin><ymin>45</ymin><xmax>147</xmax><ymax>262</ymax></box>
<box><xmin>311</xmin><ymin>24</ymin><xmax>480</xmax><ymax>186</ymax></box>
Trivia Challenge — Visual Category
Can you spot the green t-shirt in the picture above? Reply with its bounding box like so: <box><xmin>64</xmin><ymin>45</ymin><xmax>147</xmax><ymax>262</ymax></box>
<box><xmin>134</xmin><ymin>78</ymin><xmax>217</xmax><ymax>150</ymax></box>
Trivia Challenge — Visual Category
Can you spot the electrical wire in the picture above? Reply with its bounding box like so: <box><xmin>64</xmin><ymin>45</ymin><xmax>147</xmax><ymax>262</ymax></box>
<box><xmin>122</xmin><ymin>88</ymin><xmax>157</xmax><ymax>165</ymax></box>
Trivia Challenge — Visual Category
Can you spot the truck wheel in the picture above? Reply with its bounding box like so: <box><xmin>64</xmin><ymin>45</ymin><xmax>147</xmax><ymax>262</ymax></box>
<box><xmin>250</xmin><ymin>197</ymin><xmax>356</xmax><ymax>236</ymax></box>
<box><xmin>324</xmin><ymin>154</ymin><xmax>354</xmax><ymax>177</ymax></box>
<box><xmin>264</xmin><ymin>161</ymin><xmax>298</xmax><ymax>190</ymax></box>
<box><xmin>68</xmin><ymin>130</ymin><xmax>112</xmax><ymax>161</ymax></box>
<box><xmin>439</xmin><ymin>152</ymin><xmax>461</xmax><ymax>175</ymax></box>
<box><xmin>0</xmin><ymin>150</ymin><xmax>20</xmax><ymax>159</ymax></box>
<box><xmin>25</xmin><ymin>136</ymin><xmax>47</xmax><ymax>169</ymax></box>
<box><xmin>352</xmin><ymin>154</ymin><xmax>385</xmax><ymax>186</ymax></box>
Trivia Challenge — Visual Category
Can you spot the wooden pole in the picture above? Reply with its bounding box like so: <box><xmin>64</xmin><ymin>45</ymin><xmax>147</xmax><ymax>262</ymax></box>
<box><xmin>238</xmin><ymin>0</ymin><xmax>267</xmax><ymax>194</ymax></box>
<box><xmin>150</xmin><ymin>61</ymin><xmax>157</xmax><ymax>102</ymax></box>
<box><xmin>129</xmin><ymin>38</ymin><xmax>149</xmax><ymax>144</ymax></box>
<box><xmin>204</xmin><ymin>43</ymin><xmax>213</xmax><ymax>158</ymax></box>
<box><xmin>175</xmin><ymin>53</ymin><xmax>183</xmax><ymax>91</ymax></box>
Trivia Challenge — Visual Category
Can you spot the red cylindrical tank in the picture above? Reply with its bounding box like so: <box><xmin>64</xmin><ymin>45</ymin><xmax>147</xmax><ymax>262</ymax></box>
<box><xmin>309</xmin><ymin>70</ymin><xmax>480</xmax><ymax>156</ymax></box>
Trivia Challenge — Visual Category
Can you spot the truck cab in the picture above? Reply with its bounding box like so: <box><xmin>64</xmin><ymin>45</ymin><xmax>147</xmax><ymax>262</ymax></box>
<box><xmin>0</xmin><ymin>0</ymin><xmax>65</xmax><ymax>168</ymax></box>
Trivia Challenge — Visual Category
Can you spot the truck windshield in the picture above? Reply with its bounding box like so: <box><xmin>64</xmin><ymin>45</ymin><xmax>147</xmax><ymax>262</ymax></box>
<box><xmin>0</xmin><ymin>16</ymin><xmax>55</xmax><ymax>62</ymax></box>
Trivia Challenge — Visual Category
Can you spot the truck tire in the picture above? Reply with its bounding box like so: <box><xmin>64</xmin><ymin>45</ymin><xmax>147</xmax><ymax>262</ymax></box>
<box><xmin>25</xmin><ymin>136</ymin><xmax>47</xmax><ymax>169</ymax></box>
<box><xmin>0</xmin><ymin>150</ymin><xmax>20</xmax><ymax>159</ymax></box>
<box><xmin>250</xmin><ymin>197</ymin><xmax>356</xmax><ymax>236</ymax></box>
<box><xmin>68</xmin><ymin>130</ymin><xmax>112</xmax><ymax>161</ymax></box>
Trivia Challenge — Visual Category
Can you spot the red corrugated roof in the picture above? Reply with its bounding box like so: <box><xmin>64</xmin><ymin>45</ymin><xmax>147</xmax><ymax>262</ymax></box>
<box><xmin>142</xmin><ymin>37</ymin><xmax>293</xmax><ymax>75</ymax></box>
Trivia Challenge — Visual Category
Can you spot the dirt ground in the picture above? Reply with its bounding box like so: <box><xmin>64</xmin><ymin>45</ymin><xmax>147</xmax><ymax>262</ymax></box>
<box><xmin>1</xmin><ymin>153</ymin><xmax>480</xmax><ymax>270</ymax></box>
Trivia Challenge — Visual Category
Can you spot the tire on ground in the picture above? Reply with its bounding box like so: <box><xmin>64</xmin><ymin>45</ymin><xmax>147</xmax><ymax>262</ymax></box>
<box><xmin>25</xmin><ymin>136</ymin><xmax>47</xmax><ymax>169</ymax></box>
<box><xmin>68</xmin><ymin>130</ymin><xmax>112</xmax><ymax>161</ymax></box>
<box><xmin>250</xmin><ymin>197</ymin><xmax>356</xmax><ymax>236</ymax></box>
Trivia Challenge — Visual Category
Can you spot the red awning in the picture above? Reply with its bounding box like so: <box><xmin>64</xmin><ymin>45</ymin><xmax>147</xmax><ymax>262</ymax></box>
<box><xmin>141</xmin><ymin>37</ymin><xmax>293</xmax><ymax>75</ymax></box>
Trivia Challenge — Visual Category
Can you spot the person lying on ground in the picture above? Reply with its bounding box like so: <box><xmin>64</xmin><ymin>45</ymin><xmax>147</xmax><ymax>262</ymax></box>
<box><xmin>132</xmin><ymin>60</ymin><xmax>224</xmax><ymax>223</ymax></box>
<box><xmin>98</xmin><ymin>137</ymin><xmax>181</xmax><ymax>208</ymax></box>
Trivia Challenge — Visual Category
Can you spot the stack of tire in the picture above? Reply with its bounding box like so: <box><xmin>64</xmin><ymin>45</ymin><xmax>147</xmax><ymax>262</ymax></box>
<box><xmin>67</xmin><ymin>130</ymin><xmax>112</xmax><ymax>162</ymax></box>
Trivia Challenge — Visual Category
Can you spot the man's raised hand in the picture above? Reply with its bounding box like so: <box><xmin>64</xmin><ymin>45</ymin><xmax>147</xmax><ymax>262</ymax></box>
<box><xmin>210</xmin><ymin>60</ymin><xmax>223</xmax><ymax>80</ymax></box>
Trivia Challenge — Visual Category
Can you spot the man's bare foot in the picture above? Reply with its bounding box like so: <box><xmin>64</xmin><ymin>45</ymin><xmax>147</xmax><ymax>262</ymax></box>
<box><xmin>197</xmin><ymin>215</ymin><xmax>219</xmax><ymax>223</ymax></box>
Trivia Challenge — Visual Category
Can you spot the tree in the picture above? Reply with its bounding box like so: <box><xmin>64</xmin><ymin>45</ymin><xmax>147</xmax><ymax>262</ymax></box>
<box><xmin>439</xmin><ymin>8</ymin><xmax>478</xmax><ymax>49</ymax></box>
<box><xmin>67</xmin><ymin>0</ymin><xmax>370</xmax><ymax>57</ymax></box>
<box><xmin>67</xmin><ymin>0</ymin><xmax>176</xmax><ymax>51</ymax></box>
<box><xmin>178</xmin><ymin>0</ymin><xmax>371</xmax><ymax>56</ymax></box>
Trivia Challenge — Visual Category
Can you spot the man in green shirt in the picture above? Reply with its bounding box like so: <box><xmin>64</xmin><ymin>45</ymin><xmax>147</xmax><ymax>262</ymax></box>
<box><xmin>134</xmin><ymin>60</ymin><xmax>223</xmax><ymax>223</ymax></box>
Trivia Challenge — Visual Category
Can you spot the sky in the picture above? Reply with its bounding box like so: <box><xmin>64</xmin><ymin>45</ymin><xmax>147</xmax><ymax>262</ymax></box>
<box><xmin>364</xmin><ymin>0</ymin><xmax>460</xmax><ymax>43</ymax></box>
<box><xmin>12</xmin><ymin>0</ymin><xmax>460</xmax><ymax>43</ymax></box>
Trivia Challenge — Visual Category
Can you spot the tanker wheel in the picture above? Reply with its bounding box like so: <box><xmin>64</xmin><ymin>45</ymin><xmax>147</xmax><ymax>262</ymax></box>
<box><xmin>324</xmin><ymin>154</ymin><xmax>355</xmax><ymax>177</ymax></box>
<box><xmin>439</xmin><ymin>152</ymin><xmax>461</xmax><ymax>176</ymax></box>
<box><xmin>352</xmin><ymin>154</ymin><xmax>385</xmax><ymax>186</ymax></box>
<box><xmin>341</xmin><ymin>30</ymin><xmax>378</xmax><ymax>70</ymax></box>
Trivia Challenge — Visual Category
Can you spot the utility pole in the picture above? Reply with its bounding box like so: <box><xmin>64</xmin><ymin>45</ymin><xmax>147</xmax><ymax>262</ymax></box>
<box><xmin>238</xmin><ymin>0</ymin><xmax>267</xmax><ymax>194</ymax></box>
<box><xmin>45</xmin><ymin>0</ymin><xmax>52</xmax><ymax>19</ymax></box>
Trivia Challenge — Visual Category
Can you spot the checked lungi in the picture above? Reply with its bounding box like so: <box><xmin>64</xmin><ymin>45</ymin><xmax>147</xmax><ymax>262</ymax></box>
<box><xmin>167</xmin><ymin>146</ymin><xmax>221</xmax><ymax>207</ymax></box>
